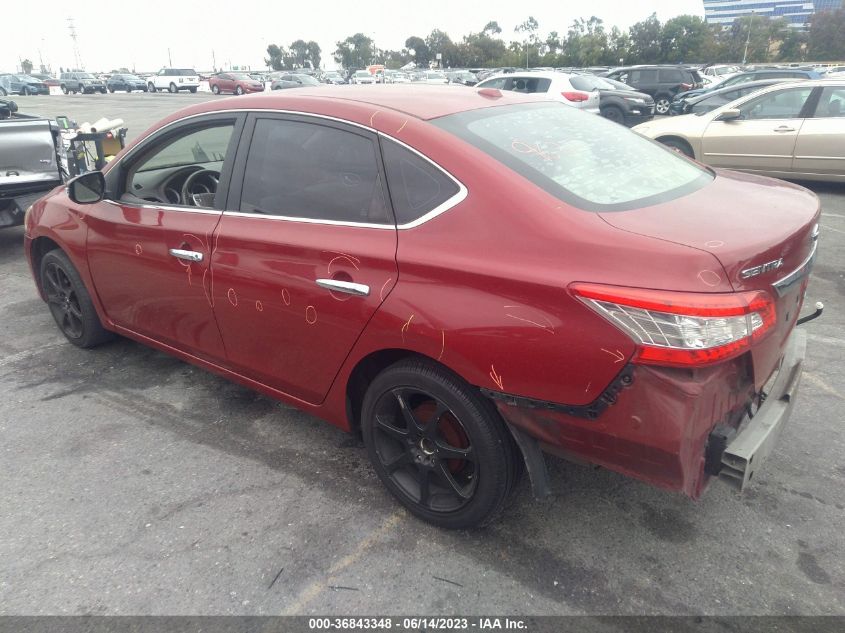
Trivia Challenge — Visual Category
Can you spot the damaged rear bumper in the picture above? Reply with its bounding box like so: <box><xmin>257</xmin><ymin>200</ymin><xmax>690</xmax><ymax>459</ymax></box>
<box><xmin>717</xmin><ymin>328</ymin><xmax>806</xmax><ymax>490</ymax></box>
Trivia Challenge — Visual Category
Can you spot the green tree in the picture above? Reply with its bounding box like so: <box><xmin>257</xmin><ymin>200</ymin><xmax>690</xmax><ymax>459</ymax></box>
<box><xmin>334</xmin><ymin>33</ymin><xmax>375</xmax><ymax>69</ymax></box>
<box><xmin>777</xmin><ymin>27</ymin><xmax>807</xmax><ymax>61</ymax></box>
<box><xmin>21</xmin><ymin>59</ymin><xmax>33</xmax><ymax>74</ymax></box>
<box><xmin>660</xmin><ymin>15</ymin><xmax>715</xmax><ymax>63</ymax></box>
<box><xmin>404</xmin><ymin>36</ymin><xmax>431</xmax><ymax>67</ymax></box>
<box><xmin>482</xmin><ymin>21</ymin><xmax>502</xmax><ymax>36</ymax></box>
<box><xmin>307</xmin><ymin>41</ymin><xmax>322</xmax><ymax>69</ymax></box>
<box><xmin>807</xmin><ymin>9</ymin><xmax>845</xmax><ymax>60</ymax></box>
<box><xmin>425</xmin><ymin>29</ymin><xmax>458</xmax><ymax>67</ymax></box>
<box><xmin>606</xmin><ymin>27</ymin><xmax>631</xmax><ymax>66</ymax></box>
<box><xmin>564</xmin><ymin>17</ymin><xmax>608</xmax><ymax>66</ymax></box>
<box><xmin>265</xmin><ymin>44</ymin><xmax>291</xmax><ymax>70</ymax></box>
<box><xmin>514</xmin><ymin>16</ymin><xmax>540</xmax><ymax>68</ymax></box>
<box><xmin>628</xmin><ymin>13</ymin><xmax>662</xmax><ymax>63</ymax></box>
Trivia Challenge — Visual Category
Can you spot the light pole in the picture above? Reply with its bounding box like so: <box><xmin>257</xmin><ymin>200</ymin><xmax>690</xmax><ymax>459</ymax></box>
<box><xmin>742</xmin><ymin>11</ymin><xmax>756</xmax><ymax>65</ymax></box>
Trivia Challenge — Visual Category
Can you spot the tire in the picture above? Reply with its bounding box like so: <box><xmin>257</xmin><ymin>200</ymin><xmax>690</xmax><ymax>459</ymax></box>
<box><xmin>361</xmin><ymin>358</ymin><xmax>519</xmax><ymax>529</ymax></box>
<box><xmin>235</xmin><ymin>85</ymin><xmax>243</xmax><ymax>95</ymax></box>
<box><xmin>601</xmin><ymin>105</ymin><xmax>625</xmax><ymax>124</ymax></box>
<box><xmin>168</xmin><ymin>82</ymin><xmax>177</xmax><ymax>93</ymax></box>
<box><xmin>189</xmin><ymin>87</ymin><xmax>197</xmax><ymax>93</ymax></box>
<box><xmin>654</xmin><ymin>95</ymin><xmax>671</xmax><ymax>115</ymax></box>
<box><xmin>126</xmin><ymin>87</ymin><xmax>132</xmax><ymax>93</ymax></box>
<box><xmin>39</xmin><ymin>250</ymin><xmax>114</xmax><ymax>349</ymax></box>
<box><xmin>60</xmin><ymin>85</ymin><xmax>68</xmax><ymax>94</ymax></box>
<box><xmin>100</xmin><ymin>88</ymin><xmax>107</xmax><ymax>94</ymax></box>
<box><xmin>659</xmin><ymin>137</ymin><xmax>694</xmax><ymax>158</ymax></box>
<box><xmin>108</xmin><ymin>86</ymin><xmax>115</xmax><ymax>93</ymax></box>
<box><xmin>148</xmin><ymin>83</ymin><xmax>156</xmax><ymax>92</ymax></box>
<box><xmin>211</xmin><ymin>84</ymin><xmax>220</xmax><ymax>95</ymax></box>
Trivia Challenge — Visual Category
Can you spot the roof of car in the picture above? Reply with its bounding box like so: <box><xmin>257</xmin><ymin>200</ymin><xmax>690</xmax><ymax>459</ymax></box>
<box><xmin>480</xmin><ymin>70</ymin><xmax>567</xmax><ymax>80</ymax></box>
<box><xmin>155</xmin><ymin>85</ymin><xmax>549</xmax><ymax>127</ymax></box>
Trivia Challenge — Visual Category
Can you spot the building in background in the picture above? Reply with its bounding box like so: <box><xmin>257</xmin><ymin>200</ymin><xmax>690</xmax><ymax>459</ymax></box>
<box><xmin>703</xmin><ymin>0</ymin><xmax>843</xmax><ymax>28</ymax></box>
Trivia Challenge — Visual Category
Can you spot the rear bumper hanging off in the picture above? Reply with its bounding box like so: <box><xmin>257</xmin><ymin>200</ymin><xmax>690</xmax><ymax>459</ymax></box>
<box><xmin>718</xmin><ymin>329</ymin><xmax>807</xmax><ymax>491</ymax></box>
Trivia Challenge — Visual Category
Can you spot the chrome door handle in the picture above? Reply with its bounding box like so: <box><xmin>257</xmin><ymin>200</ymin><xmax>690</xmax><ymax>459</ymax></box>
<box><xmin>774</xmin><ymin>126</ymin><xmax>796</xmax><ymax>132</ymax></box>
<box><xmin>169</xmin><ymin>248</ymin><xmax>203</xmax><ymax>262</ymax></box>
<box><xmin>316</xmin><ymin>278</ymin><xmax>370</xmax><ymax>297</ymax></box>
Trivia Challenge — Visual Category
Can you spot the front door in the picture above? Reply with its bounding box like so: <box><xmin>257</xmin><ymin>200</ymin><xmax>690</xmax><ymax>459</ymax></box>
<box><xmin>211</xmin><ymin>113</ymin><xmax>398</xmax><ymax>404</ymax></box>
<box><xmin>86</xmin><ymin>114</ymin><xmax>244</xmax><ymax>362</ymax></box>
<box><xmin>701</xmin><ymin>85</ymin><xmax>814</xmax><ymax>172</ymax></box>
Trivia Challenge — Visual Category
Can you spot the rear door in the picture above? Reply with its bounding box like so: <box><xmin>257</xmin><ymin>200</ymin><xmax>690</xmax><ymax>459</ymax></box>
<box><xmin>793</xmin><ymin>85</ymin><xmax>845</xmax><ymax>177</ymax></box>
<box><xmin>629</xmin><ymin>68</ymin><xmax>659</xmax><ymax>97</ymax></box>
<box><xmin>86</xmin><ymin>113</ymin><xmax>245</xmax><ymax>362</ymax></box>
<box><xmin>701</xmin><ymin>85</ymin><xmax>814</xmax><ymax>172</ymax></box>
<box><xmin>210</xmin><ymin>113</ymin><xmax>398</xmax><ymax>404</ymax></box>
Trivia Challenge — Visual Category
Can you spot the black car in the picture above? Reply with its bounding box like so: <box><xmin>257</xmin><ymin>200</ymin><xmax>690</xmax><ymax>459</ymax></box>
<box><xmin>669</xmin><ymin>68</ymin><xmax>822</xmax><ymax>114</ymax></box>
<box><xmin>681</xmin><ymin>78</ymin><xmax>806</xmax><ymax>116</ymax></box>
<box><xmin>602</xmin><ymin>65</ymin><xmax>702</xmax><ymax>115</ymax></box>
<box><xmin>0</xmin><ymin>74</ymin><xmax>49</xmax><ymax>96</ymax></box>
<box><xmin>446</xmin><ymin>71</ymin><xmax>478</xmax><ymax>86</ymax></box>
<box><xmin>569</xmin><ymin>74</ymin><xmax>654</xmax><ymax>126</ymax></box>
<box><xmin>59</xmin><ymin>72</ymin><xmax>106</xmax><ymax>94</ymax></box>
<box><xmin>107</xmin><ymin>73</ymin><xmax>148</xmax><ymax>93</ymax></box>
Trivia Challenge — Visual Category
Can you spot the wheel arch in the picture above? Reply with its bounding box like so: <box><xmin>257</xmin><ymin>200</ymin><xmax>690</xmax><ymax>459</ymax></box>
<box><xmin>656</xmin><ymin>135</ymin><xmax>696</xmax><ymax>159</ymax></box>
<box><xmin>30</xmin><ymin>235</ymin><xmax>63</xmax><ymax>297</ymax></box>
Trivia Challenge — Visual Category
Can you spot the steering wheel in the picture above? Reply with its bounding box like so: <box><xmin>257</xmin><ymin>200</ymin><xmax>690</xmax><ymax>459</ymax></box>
<box><xmin>181</xmin><ymin>169</ymin><xmax>221</xmax><ymax>207</ymax></box>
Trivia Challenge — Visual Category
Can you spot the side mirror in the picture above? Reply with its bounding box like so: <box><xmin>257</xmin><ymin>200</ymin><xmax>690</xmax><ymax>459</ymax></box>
<box><xmin>67</xmin><ymin>171</ymin><xmax>105</xmax><ymax>204</ymax></box>
<box><xmin>715</xmin><ymin>108</ymin><xmax>742</xmax><ymax>122</ymax></box>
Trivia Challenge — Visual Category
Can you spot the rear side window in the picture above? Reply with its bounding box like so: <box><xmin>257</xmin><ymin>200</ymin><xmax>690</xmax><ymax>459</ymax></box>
<box><xmin>658</xmin><ymin>69</ymin><xmax>683</xmax><ymax>82</ymax></box>
<box><xmin>239</xmin><ymin>118</ymin><xmax>390</xmax><ymax>224</ymax></box>
<box><xmin>506</xmin><ymin>77</ymin><xmax>551</xmax><ymax>93</ymax></box>
<box><xmin>381</xmin><ymin>139</ymin><xmax>461</xmax><ymax>225</ymax></box>
<box><xmin>434</xmin><ymin>102</ymin><xmax>711</xmax><ymax>212</ymax></box>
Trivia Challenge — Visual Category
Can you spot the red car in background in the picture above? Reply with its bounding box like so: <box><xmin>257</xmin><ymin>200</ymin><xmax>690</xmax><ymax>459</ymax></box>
<box><xmin>209</xmin><ymin>72</ymin><xmax>264</xmax><ymax>95</ymax></box>
<box><xmin>24</xmin><ymin>87</ymin><xmax>820</xmax><ymax>528</ymax></box>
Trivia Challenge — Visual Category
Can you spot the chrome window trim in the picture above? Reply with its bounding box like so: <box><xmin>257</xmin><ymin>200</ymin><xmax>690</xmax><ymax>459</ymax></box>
<box><xmin>102</xmin><ymin>199</ymin><xmax>221</xmax><ymax>215</ymax></box>
<box><xmin>111</xmin><ymin>107</ymin><xmax>468</xmax><ymax>229</ymax></box>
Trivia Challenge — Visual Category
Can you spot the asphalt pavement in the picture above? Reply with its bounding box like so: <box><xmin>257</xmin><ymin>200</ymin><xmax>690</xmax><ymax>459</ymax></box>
<box><xmin>0</xmin><ymin>94</ymin><xmax>843</xmax><ymax>616</ymax></box>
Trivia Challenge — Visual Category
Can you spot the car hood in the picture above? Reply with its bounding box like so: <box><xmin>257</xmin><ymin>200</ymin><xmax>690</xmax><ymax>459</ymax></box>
<box><xmin>600</xmin><ymin>88</ymin><xmax>653</xmax><ymax>101</ymax></box>
<box><xmin>675</xmin><ymin>88</ymin><xmax>708</xmax><ymax>100</ymax></box>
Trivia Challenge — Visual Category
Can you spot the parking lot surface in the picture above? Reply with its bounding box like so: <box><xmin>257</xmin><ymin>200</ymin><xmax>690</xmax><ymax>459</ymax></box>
<box><xmin>1</xmin><ymin>95</ymin><xmax>844</xmax><ymax>616</ymax></box>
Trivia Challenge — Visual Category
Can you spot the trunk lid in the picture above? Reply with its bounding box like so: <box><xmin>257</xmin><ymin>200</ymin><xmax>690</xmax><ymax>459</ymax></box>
<box><xmin>599</xmin><ymin>169</ymin><xmax>819</xmax><ymax>388</ymax></box>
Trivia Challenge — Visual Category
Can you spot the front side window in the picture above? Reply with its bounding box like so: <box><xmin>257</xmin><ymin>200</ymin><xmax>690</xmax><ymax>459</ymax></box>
<box><xmin>126</xmin><ymin>123</ymin><xmax>235</xmax><ymax>207</ymax></box>
<box><xmin>630</xmin><ymin>69</ymin><xmax>658</xmax><ymax>83</ymax></box>
<box><xmin>239</xmin><ymin>118</ymin><xmax>390</xmax><ymax>224</ymax></box>
<box><xmin>740</xmin><ymin>87</ymin><xmax>814</xmax><ymax>120</ymax></box>
<box><xmin>813</xmin><ymin>87</ymin><xmax>845</xmax><ymax>118</ymax></box>
<box><xmin>508</xmin><ymin>77</ymin><xmax>551</xmax><ymax>93</ymax></box>
<box><xmin>434</xmin><ymin>102</ymin><xmax>711</xmax><ymax>211</ymax></box>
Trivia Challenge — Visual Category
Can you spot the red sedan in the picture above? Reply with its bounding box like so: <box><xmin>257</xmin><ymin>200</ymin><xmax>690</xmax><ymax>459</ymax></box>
<box><xmin>209</xmin><ymin>72</ymin><xmax>264</xmax><ymax>95</ymax></box>
<box><xmin>24</xmin><ymin>87</ymin><xmax>819</xmax><ymax>528</ymax></box>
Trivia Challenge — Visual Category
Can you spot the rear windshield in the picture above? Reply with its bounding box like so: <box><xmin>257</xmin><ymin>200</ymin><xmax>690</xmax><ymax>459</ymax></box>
<box><xmin>570</xmin><ymin>75</ymin><xmax>616</xmax><ymax>91</ymax></box>
<box><xmin>433</xmin><ymin>102</ymin><xmax>712</xmax><ymax>212</ymax></box>
<box><xmin>172</xmin><ymin>69</ymin><xmax>196</xmax><ymax>76</ymax></box>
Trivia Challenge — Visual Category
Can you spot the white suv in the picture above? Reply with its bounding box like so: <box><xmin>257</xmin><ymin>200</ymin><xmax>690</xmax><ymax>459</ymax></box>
<box><xmin>475</xmin><ymin>71</ymin><xmax>600</xmax><ymax>113</ymax></box>
<box><xmin>148</xmin><ymin>68</ymin><xmax>200</xmax><ymax>93</ymax></box>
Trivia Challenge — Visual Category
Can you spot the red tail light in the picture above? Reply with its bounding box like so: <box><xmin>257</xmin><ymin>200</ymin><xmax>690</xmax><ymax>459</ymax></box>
<box><xmin>561</xmin><ymin>91</ymin><xmax>589</xmax><ymax>102</ymax></box>
<box><xmin>680</xmin><ymin>83</ymin><xmax>692</xmax><ymax>91</ymax></box>
<box><xmin>570</xmin><ymin>283</ymin><xmax>776</xmax><ymax>367</ymax></box>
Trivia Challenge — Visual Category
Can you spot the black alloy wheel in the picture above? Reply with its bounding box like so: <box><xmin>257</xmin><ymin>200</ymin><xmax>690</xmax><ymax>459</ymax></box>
<box><xmin>362</xmin><ymin>359</ymin><xmax>519</xmax><ymax>529</ymax></box>
<box><xmin>40</xmin><ymin>250</ymin><xmax>113</xmax><ymax>348</ymax></box>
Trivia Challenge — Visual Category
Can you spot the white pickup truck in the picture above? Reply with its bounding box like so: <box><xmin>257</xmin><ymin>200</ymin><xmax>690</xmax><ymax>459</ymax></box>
<box><xmin>147</xmin><ymin>68</ymin><xmax>200</xmax><ymax>93</ymax></box>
